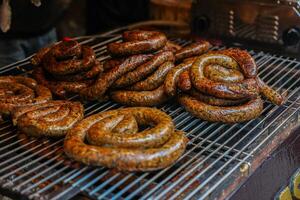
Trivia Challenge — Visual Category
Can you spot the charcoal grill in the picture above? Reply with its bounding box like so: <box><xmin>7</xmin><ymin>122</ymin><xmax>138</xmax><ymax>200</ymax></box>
<box><xmin>0</xmin><ymin>22</ymin><xmax>300</xmax><ymax>200</ymax></box>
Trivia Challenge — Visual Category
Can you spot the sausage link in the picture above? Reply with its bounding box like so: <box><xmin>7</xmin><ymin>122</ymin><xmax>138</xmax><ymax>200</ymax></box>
<box><xmin>103</xmin><ymin>58</ymin><xmax>125</xmax><ymax>71</ymax></box>
<box><xmin>160</xmin><ymin>41</ymin><xmax>182</xmax><ymax>53</ymax></box>
<box><xmin>0</xmin><ymin>76</ymin><xmax>52</xmax><ymax>118</ymax></box>
<box><xmin>164</xmin><ymin>60</ymin><xmax>194</xmax><ymax>97</ymax></box>
<box><xmin>13</xmin><ymin>101</ymin><xmax>84</xmax><ymax>137</ymax></box>
<box><xmin>33</xmin><ymin>67</ymin><xmax>92</xmax><ymax>98</ymax></box>
<box><xmin>128</xmin><ymin>61</ymin><xmax>174</xmax><ymax>91</ymax></box>
<box><xmin>188</xmin><ymin>89</ymin><xmax>249</xmax><ymax>106</ymax></box>
<box><xmin>256</xmin><ymin>78</ymin><xmax>284</xmax><ymax>105</ymax></box>
<box><xmin>53</xmin><ymin>60</ymin><xmax>103</xmax><ymax>81</ymax></box>
<box><xmin>204</xmin><ymin>64</ymin><xmax>244</xmax><ymax>83</ymax></box>
<box><xmin>114</xmin><ymin>51</ymin><xmax>174</xmax><ymax>89</ymax></box>
<box><xmin>80</xmin><ymin>54</ymin><xmax>152</xmax><ymax>101</ymax></box>
<box><xmin>110</xmin><ymin>85</ymin><xmax>168</xmax><ymax>106</ymax></box>
<box><xmin>107</xmin><ymin>31</ymin><xmax>167</xmax><ymax>56</ymax></box>
<box><xmin>177</xmin><ymin>70</ymin><xmax>192</xmax><ymax>92</ymax></box>
<box><xmin>190</xmin><ymin>53</ymin><xmax>259</xmax><ymax>99</ymax></box>
<box><xmin>175</xmin><ymin>41</ymin><xmax>211</xmax><ymax>62</ymax></box>
<box><xmin>179</xmin><ymin>94</ymin><xmax>263</xmax><ymax>123</ymax></box>
<box><xmin>43</xmin><ymin>45</ymin><xmax>96</xmax><ymax>76</ymax></box>
<box><xmin>31</xmin><ymin>45</ymin><xmax>53</xmax><ymax>66</ymax></box>
<box><xmin>219</xmin><ymin>48</ymin><xmax>257</xmax><ymax>78</ymax></box>
<box><xmin>64</xmin><ymin>107</ymin><xmax>188</xmax><ymax>171</ymax></box>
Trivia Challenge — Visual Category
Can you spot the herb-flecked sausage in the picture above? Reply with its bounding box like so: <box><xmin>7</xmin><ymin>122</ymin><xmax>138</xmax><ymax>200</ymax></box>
<box><xmin>164</xmin><ymin>60</ymin><xmax>194</xmax><ymax>97</ymax></box>
<box><xmin>13</xmin><ymin>101</ymin><xmax>84</xmax><ymax>137</ymax></box>
<box><xmin>33</xmin><ymin>67</ymin><xmax>93</xmax><ymax>98</ymax></box>
<box><xmin>179</xmin><ymin>94</ymin><xmax>263</xmax><ymax>123</ymax></box>
<box><xmin>80</xmin><ymin>54</ymin><xmax>152</xmax><ymax>101</ymax></box>
<box><xmin>0</xmin><ymin>76</ymin><xmax>52</xmax><ymax>119</ymax></box>
<box><xmin>64</xmin><ymin>107</ymin><xmax>188</xmax><ymax>171</ymax></box>
<box><xmin>190</xmin><ymin>53</ymin><xmax>259</xmax><ymax>99</ymax></box>
<box><xmin>113</xmin><ymin>51</ymin><xmax>174</xmax><ymax>89</ymax></box>
<box><xmin>175</xmin><ymin>41</ymin><xmax>211</xmax><ymax>62</ymax></box>
<box><xmin>188</xmin><ymin>89</ymin><xmax>249</xmax><ymax>106</ymax></box>
<box><xmin>110</xmin><ymin>85</ymin><xmax>168</xmax><ymax>106</ymax></box>
<box><xmin>256</xmin><ymin>78</ymin><xmax>284</xmax><ymax>105</ymax></box>
<box><xmin>128</xmin><ymin>61</ymin><xmax>174</xmax><ymax>91</ymax></box>
<box><xmin>107</xmin><ymin>31</ymin><xmax>167</xmax><ymax>56</ymax></box>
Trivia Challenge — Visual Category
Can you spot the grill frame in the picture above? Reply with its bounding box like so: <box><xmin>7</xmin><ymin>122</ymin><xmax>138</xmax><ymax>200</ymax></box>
<box><xmin>0</xmin><ymin>26</ymin><xmax>300</xmax><ymax>200</ymax></box>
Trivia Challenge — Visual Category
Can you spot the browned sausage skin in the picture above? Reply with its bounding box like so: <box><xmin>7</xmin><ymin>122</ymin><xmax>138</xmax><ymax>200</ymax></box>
<box><xmin>107</xmin><ymin>31</ymin><xmax>167</xmax><ymax>56</ymax></box>
<box><xmin>164</xmin><ymin>60</ymin><xmax>194</xmax><ymax>97</ymax></box>
<box><xmin>175</xmin><ymin>41</ymin><xmax>211</xmax><ymax>62</ymax></box>
<box><xmin>0</xmin><ymin>76</ymin><xmax>52</xmax><ymax>119</ymax></box>
<box><xmin>43</xmin><ymin>45</ymin><xmax>96</xmax><ymax>76</ymax></box>
<box><xmin>256</xmin><ymin>78</ymin><xmax>284</xmax><ymax>105</ymax></box>
<box><xmin>190</xmin><ymin>53</ymin><xmax>259</xmax><ymax>99</ymax></box>
<box><xmin>80</xmin><ymin>54</ymin><xmax>152</xmax><ymax>101</ymax></box>
<box><xmin>64</xmin><ymin>107</ymin><xmax>188</xmax><ymax>171</ymax></box>
<box><xmin>33</xmin><ymin>67</ymin><xmax>93</xmax><ymax>98</ymax></box>
<box><xmin>128</xmin><ymin>61</ymin><xmax>174</xmax><ymax>91</ymax></box>
<box><xmin>110</xmin><ymin>85</ymin><xmax>168</xmax><ymax>106</ymax></box>
<box><xmin>113</xmin><ymin>51</ymin><xmax>174</xmax><ymax>89</ymax></box>
<box><xmin>13</xmin><ymin>101</ymin><xmax>84</xmax><ymax>137</ymax></box>
<box><xmin>179</xmin><ymin>94</ymin><xmax>263</xmax><ymax>123</ymax></box>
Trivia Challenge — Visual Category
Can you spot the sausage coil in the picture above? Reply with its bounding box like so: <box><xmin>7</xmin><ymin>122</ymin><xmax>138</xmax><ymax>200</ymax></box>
<box><xmin>107</xmin><ymin>31</ymin><xmax>167</xmax><ymax>56</ymax></box>
<box><xmin>64</xmin><ymin>107</ymin><xmax>188</xmax><ymax>171</ymax></box>
<box><xmin>13</xmin><ymin>100</ymin><xmax>84</xmax><ymax>137</ymax></box>
<box><xmin>0</xmin><ymin>76</ymin><xmax>52</xmax><ymax>119</ymax></box>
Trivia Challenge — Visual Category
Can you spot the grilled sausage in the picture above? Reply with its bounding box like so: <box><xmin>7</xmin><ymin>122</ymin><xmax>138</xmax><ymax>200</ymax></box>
<box><xmin>256</xmin><ymin>78</ymin><xmax>284</xmax><ymax>105</ymax></box>
<box><xmin>110</xmin><ymin>85</ymin><xmax>168</xmax><ymax>106</ymax></box>
<box><xmin>64</xmin><ymin>107</ymin><xmax>188</xmax><ymax>171</ymax></box>
<box><xmin>53</xmin><ymin>60</ymin><xmax>104</xmax><ymax>81</ymax></box>
<box><xmin>188</xmin><ymin>89</ymin><xmax>249</xmax><ymax>106</ymax></box>
<box><xmin>107</xmin><ymin>31</ymin><xmax>167</xmax><ymax>56</ymax></box>
<box><xmin>128</xmin><ymin>61</ymin><xmax>174</xmax><ymax>91</ymax></box>
<box><xmin>33</xmin><ymin>67</ymin><xmax>93</xmax><ymax>98</ymax></box>
<box><xmin>164</xmin><ymin>60</ymin><xmax>194</xmax><ymax>97</ymax></box>
<box><xmin>113</xmin><ymin>51</ymin><xmax>174</xmax><ymax>89</ymax></box>
<box><xmin>103</xmin><ymin>58</ymin><xmax>125</xmax><ymax>71</ymax></box>
<box><xmin>43</xmin><ymin>45</ymin><xmax>96</xmax><ymax>76</ymax></box>
<box><xmin>175</xmin><ymin>41</ymin><xmax>211</xmax><ymax>62</ymax></box>
<box><xmin>0</xmin><ymin>76</ymin><xmax>52</xmax><ymax>118</ymax></box>
<box><xmin>177</xmin><ymin>70</ymin><xmax>192</xmax><ymax>92</ymax></box>
<box><xmin>204</xmin><ymin>64</ymin><xmax>244</xmax><ymax>83</ymax></box>
<box><xmin>31</xmin><ymin>45</ymin><xmax>53</xmax><ymax>66</ymax></box>
<box><xmin>190</xmin><ymin>53</ymin><xmax>259</xmax><ymax>99</ymax></box>
<box><xmin>13</xmin><ymin>101</ymin><xmax>84</xmax><ymax>137</ymax></box>
<box><xmin>80</xmin><ymin>54</ymin><xmax>152</xmax><ymax>101</ymax></box>
<box><xmin>179</xmin><ymin>94</ymin><xmax>263</xmax><ymax>123</ymax></box>
<box><xmin>219</xmin><ymin>48</ymin><xmax>257</xmax><ymax>78</ymax></box>
<box><xmin>161</xmin><ymin>41</ymin><xmax>182</xmax><ymax>53</ymax></box>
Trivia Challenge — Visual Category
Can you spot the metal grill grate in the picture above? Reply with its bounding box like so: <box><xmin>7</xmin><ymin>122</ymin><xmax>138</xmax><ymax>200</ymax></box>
<box><xmin>0</xmin><ymin>31</ymin><xmax>300</xmax><ymax>200</ymax></box>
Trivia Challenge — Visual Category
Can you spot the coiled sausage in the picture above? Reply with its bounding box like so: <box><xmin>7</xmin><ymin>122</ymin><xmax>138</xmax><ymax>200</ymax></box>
<box><xmin>13</xmin><ymin>100</ymin><xmax>84</xmax><ymax>137</ymax></box>
<box><xmin>64</xmin><ymin>107</ymin><xmax>188</xmax><ymax>171</ymax></box>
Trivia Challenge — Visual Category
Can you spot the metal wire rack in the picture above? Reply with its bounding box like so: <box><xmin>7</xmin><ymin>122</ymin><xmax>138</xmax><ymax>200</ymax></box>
<box><xmin>0</xmin><ymin>30</ymin><xmax>300</xmax><ymax>200</ymax></box>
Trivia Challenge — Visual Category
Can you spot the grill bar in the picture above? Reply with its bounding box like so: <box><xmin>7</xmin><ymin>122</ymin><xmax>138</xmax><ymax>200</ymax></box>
<box><xmin>0</xmin><ymin>31</ymin><xmax>299</xmax><ymax>200</ymax></box>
